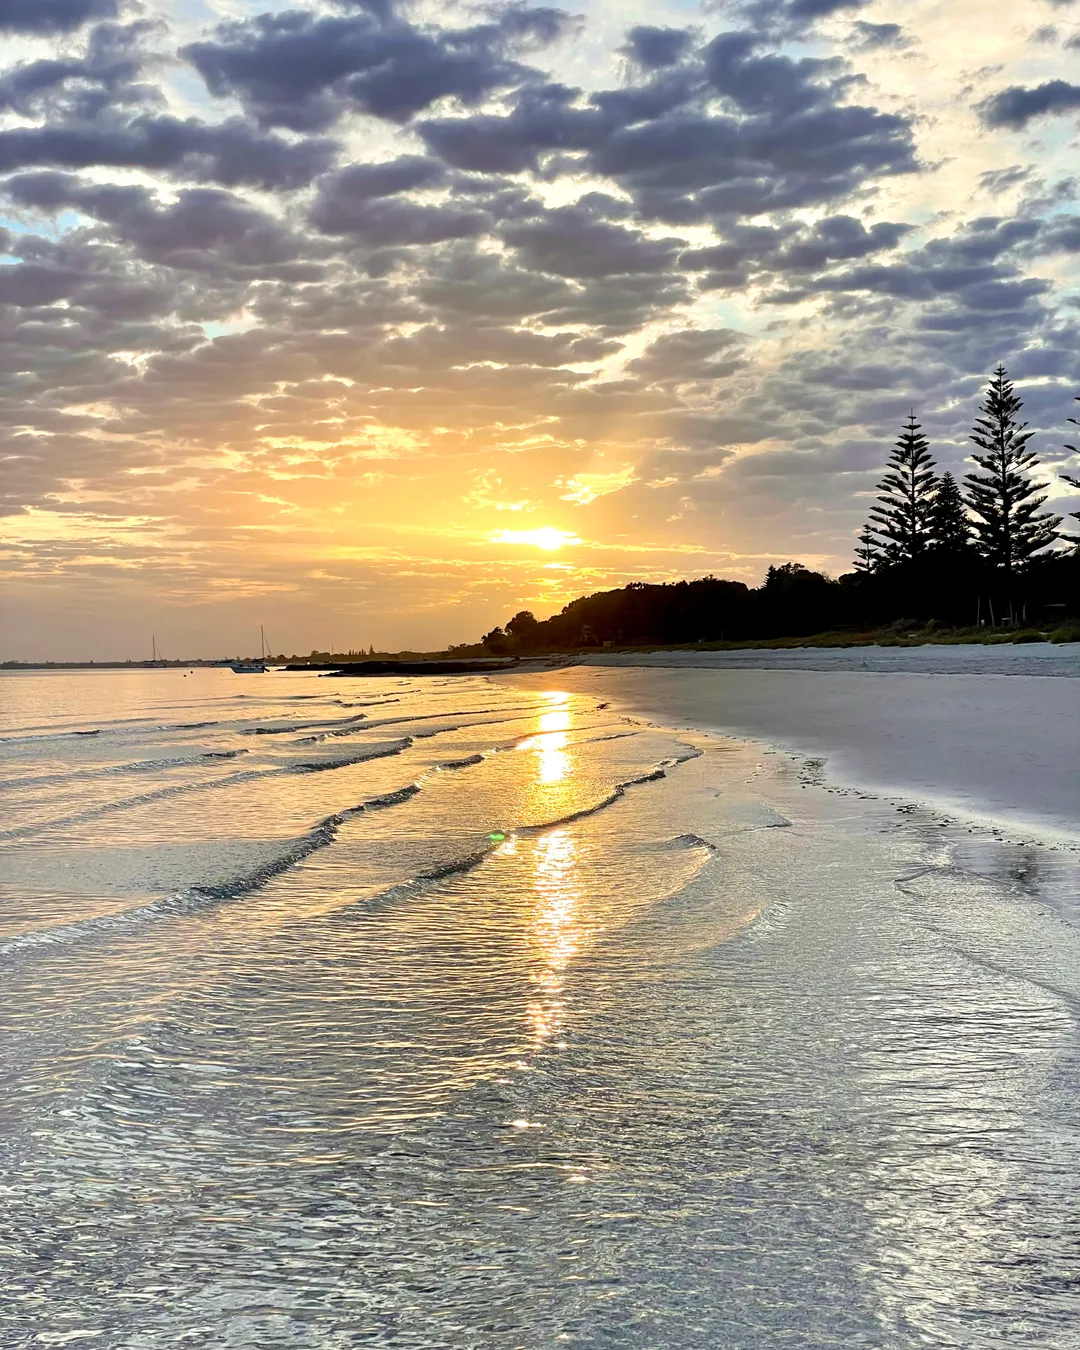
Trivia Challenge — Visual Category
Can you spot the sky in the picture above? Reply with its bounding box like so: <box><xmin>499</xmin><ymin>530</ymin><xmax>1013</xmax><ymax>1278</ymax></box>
<box><xmin>1</xmin><ymin>0</ymin><xmax>1079</xmax><ymax>659</ymax></box>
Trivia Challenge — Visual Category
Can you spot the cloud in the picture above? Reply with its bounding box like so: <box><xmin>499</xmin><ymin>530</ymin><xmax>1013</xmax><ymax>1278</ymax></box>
<box><xmin>0</xmin><ymin>117</ymin><xmax>336</xmax><ymax>189</ymax></box>
<box><xmin>501</xmin><ymin>203</ymin><xmax>682</xmax><ymax>279</ymax></box>
<box><xmin>784</xmin><ymin>0</ymin><xmax>869</xmax><ymax>18</ymax></box>
<box><xmin>848</xmin><ymin>21</ymin><xmax>912</xmax><ymax>51</ymax></box>
<box><xmin>184</xmin><ymin>5</ymin><xmax>577</xmax><ymax>131</ymax></box>
<box><xmin>978</xmin><ymin>79</ymin><xmax>1080</xmax><ymax>129</ymax></box>
<box><xmin>308</xmin><ymin>158</ymin><xmax>491</xmax><ymax>246</ymax></box>
<box><xmin>8</xmin><ymin>173</ymin><xmax>310</xmax><ymax>272</ymax></box>
<box><xmin>681</xmin><ymin>215</ymin><xmax>912</xmax><ymax>291</ymax></box>
<box><xmin>587</xmin><ymin>104</ymin><xmax>919</xmax><ymax>227</ymax></box>
<box><xmin>703</xmin><ymin>32</ymin><xmax>848</xmax><ymax>117</ymax></box>
<box><xmin>1</xmin><ymin>6</ymin><xmax>1078</xmax><ymax>653</ymax></box>
<box><xmin>621</xmin><ymin>25</ymin><xmax>696</xmax><ymax>70</ymax></box>
<box><xmin>978</xmin><ymin>164</ymin><xmax>1032</xmax><ymax>193</ymax></box>
<box><xmin>419</xmin><ymin>36</ymin><xmax>919</xmax><ymax>229</ymax></box>
<box><xmin>0</xmin><ymin>0</ymin><xmax>116</xmax><ymax>34</ymax></box>
<box><xmin>627</xmin><ymin>329</ymin><xmax>745</xmax><ymax>383</ymax></box>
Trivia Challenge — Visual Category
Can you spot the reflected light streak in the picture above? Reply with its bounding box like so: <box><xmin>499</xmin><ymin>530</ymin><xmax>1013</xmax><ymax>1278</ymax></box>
<box><xmin>519</xmin><ymin>692</ymin><xmax>572</xmax><ymax>784</ymax></box>
<box><xmin>526</xmin><ymin>828</ymin><xmax>583</xmax><ymax>1047</ymax></box>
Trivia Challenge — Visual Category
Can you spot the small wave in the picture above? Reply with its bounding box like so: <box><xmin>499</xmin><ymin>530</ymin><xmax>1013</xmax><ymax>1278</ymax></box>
<box><xmin>120</xmin><ymin>749</ymin><xmax>246</xmax><ymax>771</ymax></box>
<box><xmin>365</xmin><ymin>785</ymin><xmax>422</xmax><ymax>809</ymax></box>
<box><xmin>242</xmin><ymin>713</ymin><xmax>369</xmax><ymax>736</ymax></box>
<box><xmin>345</xmin><ymin>705</ymin><xmax>537</xmax><ymax>735</ymax></box>
<box><xmin>0</xmin><ymin>717</ymin><xmax>165</xmax><ymax>744</ymax></box>
<box><xmin>346</xmin><ymin>764</ymin><xmax>683</xmax><ymax>912</ymax></box>
<box><xmin>652</xmin><ymin>833</ymin><xmax>718</xmax><ymax>853</ymax></box>
<box><xmin>297</xmin><ymin>707</ymin><xmax>536</xmax><ymax>746</ymax></box>
<box><xmin>160</xmin><ymin>720</ymin><xmax>218</xmax><ymax>731</ymax></box>
<box><xmin>0</xmin><ymin>749</ymin><xmax>249</xmax><ymax>793</ymax></box>
<box><xmin>0</xmin><ymin>715</ymin><xmax>157</xmax><ymax>738</ymax></box>
<box><xmin>0</xmin><ymin>782</ymin><xmax>425</xmax><ymax>959</ymax></box>
<box><xmin>439</xmin><ymin>754</ymin><xmax>485</xmax><ymax>770</ymax></box>
<box><xmin>517</xmin><ymin>768</ymin><xmax>668</xmax><ymax>835</ymax></box>
<box><xmin>0</xmin><ymin>728</ymin><xmax>103</xmax><ymax>745</ymax></box>
<box><xmin>0</xmin><ymin>769</ymin><xmax>269</xmax><ymax>840</ymax></box>
<box><xmin>342</xmin><ymin>844</ymin><xmax>501</xmax><ymax>918</ymax></box>
<box><xmin>291</xmin><ymin>739</ymin><xmax>412</xmax><ymax>773</ymax></box>
<box><xmin>0</xmin><ymin>740</ymin><xmax>411</xmax><ymax>840</ymax></box>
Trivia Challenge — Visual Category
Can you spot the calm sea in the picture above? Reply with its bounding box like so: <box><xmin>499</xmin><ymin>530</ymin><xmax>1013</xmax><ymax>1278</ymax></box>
<box><xmin>1</xmin><ymin>667</ymin><xmax>1079</xmax><ymax>1347</ymax></box>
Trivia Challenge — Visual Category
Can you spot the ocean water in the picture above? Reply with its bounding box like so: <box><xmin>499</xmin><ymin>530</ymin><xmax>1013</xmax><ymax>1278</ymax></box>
<box><xmin>2</xmin><ymin>667</ymin><xmax>1079</xmax><ymax>1348</ymax></box>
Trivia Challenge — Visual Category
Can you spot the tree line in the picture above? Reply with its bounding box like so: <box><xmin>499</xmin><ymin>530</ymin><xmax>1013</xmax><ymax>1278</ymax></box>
<box><xmin>853</xmin><ymin>366</ymin><xmax>1078</xmax><ymax>623</ymax></box>
<box><xmin>471</xmin><ymin>367</ymin><xmax>1080</xmax><ymax>652</ymax></box>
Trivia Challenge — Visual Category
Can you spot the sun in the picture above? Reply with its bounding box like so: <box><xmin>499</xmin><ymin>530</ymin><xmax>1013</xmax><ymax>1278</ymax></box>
<box><xmin>493</xmin><ymin>527</ymin><xmax>581</xmax><ymax>551</ymax></box>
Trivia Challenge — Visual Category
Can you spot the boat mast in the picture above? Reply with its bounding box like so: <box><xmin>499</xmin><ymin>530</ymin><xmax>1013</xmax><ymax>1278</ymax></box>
<box><xmin>152</xmin><ymin>634</ymin><xmax>157</xmax><ymax>663</ymax></box>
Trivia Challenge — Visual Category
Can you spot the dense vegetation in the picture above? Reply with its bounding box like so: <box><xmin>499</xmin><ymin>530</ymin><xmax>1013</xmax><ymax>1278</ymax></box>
<box><xmin>469</xmin><ymin>368</ymin><xmax>1080</xmax><ymax>653</ymax></box>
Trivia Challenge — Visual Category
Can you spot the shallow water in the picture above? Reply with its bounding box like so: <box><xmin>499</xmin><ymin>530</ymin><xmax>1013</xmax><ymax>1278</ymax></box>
<box><xmin>1</xmin><ymin>667</ymin><xmax>1079</xmax><ymax>1347</ymax></box>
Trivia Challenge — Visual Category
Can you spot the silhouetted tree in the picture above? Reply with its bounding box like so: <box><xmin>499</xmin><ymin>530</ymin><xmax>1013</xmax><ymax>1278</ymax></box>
<box><xmin>504</xmin><ymin>610</ymin><xmax>541</xmax><ymax>650</ymax></box>
<box><xmin>481</xmin><ymin>625</ymin><xmax>510</xmax><ymax>653</ymax></box>
<box><xmin>929</xmin><ymin>472</ymin><xmax>971</xmax><ymax>553</ymax></box>
<box><xmin>867</xmin><ymin>412</ymin><xmax>938</xmax><ymax>565</ymax></box>
<box><xmin>1063</xmin><ymin>393</ymin><xmax>1080</xmax><ymax>548</ymax></box>
<box><xmin>965</xmin><ymin>366</ymin><xmax>1060</xmax><ymax>584</ymax></box>
<box><xmin>760</xmin><ymin>563</ymin><xmax>840</xmax><ymax>634</ymax></box>
<box><xmin>853</xmin><ymin>525</ymin><xmax>881</xmax><ymax>572</ymax></box>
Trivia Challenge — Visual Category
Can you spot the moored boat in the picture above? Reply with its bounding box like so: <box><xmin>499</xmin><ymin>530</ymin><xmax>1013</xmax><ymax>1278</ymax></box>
<box><xmin>231</xmin><ymin>626</ymin><xmax>270</xmax><ymax>673</ymax></box>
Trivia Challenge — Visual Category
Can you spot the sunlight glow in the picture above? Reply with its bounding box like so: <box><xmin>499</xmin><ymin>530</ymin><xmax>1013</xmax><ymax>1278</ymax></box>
<box><xmin>491</xmin><ymin>527</ymin><xmax>581</xmax><ymax>551</ymax></box>
<box><xmin>559</xmin><ymin>468</ymin><xmax>636</xmax><ymax>505</ymax></box>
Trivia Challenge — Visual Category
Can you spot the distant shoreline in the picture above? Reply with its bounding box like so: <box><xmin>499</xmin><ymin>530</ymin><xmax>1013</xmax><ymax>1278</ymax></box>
<box><xmin>5</xmin><ymin>625</ymin><xmax>1080</xmax><ymax>671</ymax></box>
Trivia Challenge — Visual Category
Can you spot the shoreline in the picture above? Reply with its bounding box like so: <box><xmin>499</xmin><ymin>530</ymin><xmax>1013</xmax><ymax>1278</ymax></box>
<box><xmin>558</xmin><ymin>640</ymin><xmax>1080</xmax><ymax>677</ymax></box>
<box><xmin>499</xmin><ymin>655</ymin><xmax>1080</xmax><ymax>852</ymax></box>
<box><xmin>5</xmin><ymin>636</ymin><xmax>1079</xmax><ymax>674</ymax></box>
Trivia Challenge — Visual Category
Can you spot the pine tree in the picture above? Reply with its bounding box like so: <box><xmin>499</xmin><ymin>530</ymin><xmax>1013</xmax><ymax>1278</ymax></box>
<box><xmin>928</xmin><ymin>472</ymin><xmax>971</xmax><ymax>553</ymax></box>
<box><xmin>1063</xmin><ymin>393</ymin><xmax>1080</xmax><ymax>546</ymax></box>
<box><xmin>853</xmin><ymin>525</ymin><xmax>881</xmax><ymax>572</ymax></box>
<box><xmin>964</xmin><ymin>365</ymin><xmax>1060</xmax><ymax>580</ymax></box>
<box><xmin>867</xmin><ymin>412</ymin><xmax>937</xmax><ymax>565</ymax></box>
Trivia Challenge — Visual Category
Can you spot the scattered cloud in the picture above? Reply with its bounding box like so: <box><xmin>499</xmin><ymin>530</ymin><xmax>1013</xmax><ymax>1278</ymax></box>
<box><xmin>0</xmin><ymin>0</ymin><xmax>1078</xmax><ymax>656</ymax></box>
<box><xmin>978</xmin><ymin>78</ymin><xmax>1080</xmax><ymax>129</ymax></box>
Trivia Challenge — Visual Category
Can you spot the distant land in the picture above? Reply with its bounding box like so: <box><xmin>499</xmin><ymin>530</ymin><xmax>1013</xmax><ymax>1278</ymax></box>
<box><xmin>454</xmin><ymin>560</ymin><xmax>1080</xmax><ymax>658</ymax></box>
<box><xmin>4</xmin><ymin>548</ymin><xmax>1079</xmax><ymax>671</ymax></box>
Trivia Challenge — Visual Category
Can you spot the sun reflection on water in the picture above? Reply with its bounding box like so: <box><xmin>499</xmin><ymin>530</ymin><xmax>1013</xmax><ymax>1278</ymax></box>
<box><xmin>518</xmin><ymin>691</ymin><xmax>572</xmax><ymax>786</ymax></box>
<box><xmin>525</xmin><ymin>828</ymin><xmax>584</xmax><ymax>1047</ymax></box>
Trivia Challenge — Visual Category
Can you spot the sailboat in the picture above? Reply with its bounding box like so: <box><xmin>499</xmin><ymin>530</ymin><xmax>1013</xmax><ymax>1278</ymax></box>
<box><xmin>231</xmin><ymin>626</ymin><xmax>270</xmax><ymax>674</ymax></box>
